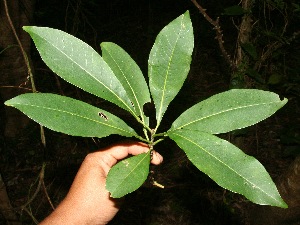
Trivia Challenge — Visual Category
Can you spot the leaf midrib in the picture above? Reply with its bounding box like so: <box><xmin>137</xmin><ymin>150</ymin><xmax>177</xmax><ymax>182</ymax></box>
<box><xmin>175</xmin><ymin>100</ymin><xmax>283</xmax><ymax>130</ymax></box>
<box><xmin>36</xmin><ymin>31</ymin><xmax>135</xmax><ymax>115</ymax></box>
<box><xmin>156</xmin><ymin>14</ymin><xmax>186</xmax><ymax>125</ymax></box>
<box><xmin>173</xmin><ymin>132</ymin><xmax>280</xmax><ymax>204</ymax></box>
<box><xmin>111</xmin><ymin>152</ymin><xmax>150</xmax><ymax>195</ymax></box>
<box><xmin>11</xmin><ymin>102</ymin><xmax>135</xmax><ymax>135</ymax></box>
<box><xmin>103</xmin><ymin>47</ymin><xmax>143</xmax><ymax>119</ymax></box>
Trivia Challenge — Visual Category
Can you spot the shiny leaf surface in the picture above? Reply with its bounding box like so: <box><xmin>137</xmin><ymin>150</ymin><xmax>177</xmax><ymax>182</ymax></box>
<box><xmin>168</xmin><ymin>129</ymin><xmax>287</xmax><ymax>208</ymax></box>
<box><xmin>148</xmin><ymin>10</ymin><xmax>194</xmax><ymax>127</ymax></box>
<box><xmin>101</xmin><ymin>42</ymin><xmax>151</xmax><ymax>123</ymax></box>
<box><xmin>106</xmin><ymin>152</ymin><xmax>151</xmax><ymax>198</ymax></box>
<box><xmin>23</xmin><ymin>26</ymin><xmax>135</xmax><ymax>115</ymax></box>
<box><xmin>170</xmin><ymin>89</ymin><xmax>287</xmax><ymax>134</ymax></box>
<box><xmin>5</xmin><ymin>93</ymin><xmax>137</xmax><ymax>138</ymax></box>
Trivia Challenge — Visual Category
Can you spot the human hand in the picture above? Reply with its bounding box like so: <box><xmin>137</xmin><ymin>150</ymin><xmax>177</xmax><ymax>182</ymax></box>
<box><xmin>40</xmin><ymin>142</ymin><xmax>163</xmax><ymax>225</ymax></box>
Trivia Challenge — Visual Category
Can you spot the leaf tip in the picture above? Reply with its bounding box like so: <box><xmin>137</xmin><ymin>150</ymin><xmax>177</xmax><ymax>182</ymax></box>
<box><xmin>23</xmin><ymin>26</ymin><xmax>31</xmax><ymax>32</ymax></box>
<box><xmin>184</xmin><ymin>10</ymin><xmax>190</xmax><ymax>15</ymax></box>
<box><xmin>4</xmin><ymin>98</ymin><xmax>14</xmax><ymax>107</ymax></box>
<box><xmin>276</xmin><ymin>199</ymin><xmax>288</xmax><ymax>209</ymax></box>
<box><xmin>100</xmin><ymin>41</ymin><xmax>113</xmax><ymax>49</ymax></box>
<box><xmin>99</xmin><ymin>42</ymin><xmax>107</xmax><ymax>48</ymax></box>
<box><xmin>4</xmin><ymin>100</ymin><xmax>9</xmax><ymax>106</ymax></box>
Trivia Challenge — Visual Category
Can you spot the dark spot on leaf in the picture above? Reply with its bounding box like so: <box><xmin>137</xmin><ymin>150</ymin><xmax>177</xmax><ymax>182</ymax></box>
<box><xmin>98</xmin><ymin>112</ymin><xmax>108</xmax><ymax>121</ymax></box>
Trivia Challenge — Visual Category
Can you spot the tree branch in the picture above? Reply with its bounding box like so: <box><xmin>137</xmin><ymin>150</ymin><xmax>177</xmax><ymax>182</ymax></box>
<box><xmin>3</xmin><ymin>0</ymin><xmax>46</xmax><ymax>148</ymax></box>
<box><xmin>191</xmin><ymin>0</ymin><xmax>235</xmax><ymax>70</ymax></box>
<box><xmin>3</xmin><ymin>0</ymin><xmax>36</xmax><ymax>93</ymax></box>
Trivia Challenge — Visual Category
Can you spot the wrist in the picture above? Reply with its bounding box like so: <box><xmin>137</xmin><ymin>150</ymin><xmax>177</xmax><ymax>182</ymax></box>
<box><xmin>40</xmin><ymin>197</ymin><xmax>109</xmax><ymax>225</ymax></box>
<box><xmin>40</xmin><ymin>200</ymin><xmax>89</xmax><ymax>225</ymax></box>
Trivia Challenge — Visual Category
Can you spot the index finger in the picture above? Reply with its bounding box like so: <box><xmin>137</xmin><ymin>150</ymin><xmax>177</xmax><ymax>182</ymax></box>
<box><xmin>104</xmin><ymin>142</ymin><xmax>149</xmax><ymax>159</ymax></box>
<box><xmin>98</xmin><ymin>142</ymin><xmax>163</xmax><ymax>175</ymax></box>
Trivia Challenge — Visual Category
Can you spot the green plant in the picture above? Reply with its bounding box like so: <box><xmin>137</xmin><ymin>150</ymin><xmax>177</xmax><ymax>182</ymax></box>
<box><xmin>5</xmin><ymin>11</ymin><xmax>288</xmax><ymax>208</ymax></box>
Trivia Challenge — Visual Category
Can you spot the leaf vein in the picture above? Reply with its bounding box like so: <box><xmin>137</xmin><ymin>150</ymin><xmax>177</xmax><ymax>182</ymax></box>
<box><xmin>13</xmin><ymin>103</ymin><xmax>134</xmax><ymax>135</ymax></box>
<box><xmin>176</xmin><ymin>101</ymin><xmax>283</xmax><ymax>130</ymax></box>
<box><xmin>157</xmin><ymin>14</ymin><xmax>186</xmax><ymax>125</ymax></box>
<box><xmin>111</xmin><ymin>152</ymin><xmax>150</xmax><ymax>194</ymax></box>
<box><xmin>39</xmin><ymin>33</ymin><xmax>134</xmax><ymax>115</ymax></box>
<box><xmin>173</xmin><ymin>132</ymin><xmax>280</xmax><ymax>203</ymax></box>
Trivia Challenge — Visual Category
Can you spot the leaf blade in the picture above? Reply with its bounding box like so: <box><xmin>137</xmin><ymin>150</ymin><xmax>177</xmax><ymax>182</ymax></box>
<box><xmin>171</xmin><ymin>89</ymin><xmax>288</xmax><ymax>134</ymax></box>
<box><xmin>148</xmin><ymin>11</ymin><xmax>194</xmax><ymax>127</ymax></box>
<box><xmin>168</xmin><ymin>129</ymin><xmax>287</xmax><ymax>208</ymax></box>
<box><xmin>101</xmin><ymin>42</ymin><xmax>151</xmax><ymax>123</ymax></box>
<box><xmin>23</xmin><ymin>26</ymin><xmax>135</xmax><ymax>115</ymax></box>
<box><xmin>5</xmin><ymin>93</ymin><xmax>137</xmax><ymax>138</ymax></box>
<box><xmin>106</xmin><ymin>152</ymin><xmax>151</xmax><ymax>198</ymax></box>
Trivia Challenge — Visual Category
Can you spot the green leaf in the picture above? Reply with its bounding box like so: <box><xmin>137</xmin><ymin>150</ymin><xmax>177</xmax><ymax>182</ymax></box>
<box><xmin>170</xmin><ymin>89</ymin><xmax>288</xmax><ymax>134</ymax></box>
<box><xmin>106</xmin><ymin>151</ymin><xmax>151</xmax><ymax>198</ymax></box>
<box><xmin>148</xmin><ymin>10</ymin><xmax>194</xmax><ymax>127</ymax></box>
<box><xmin>168</xmin><ymin>129</ymin><xmax>287</xmax><ymax>208</ymax></box>
<box><xmin>23</xmin><ymin>26</ymin><xmax>135</xmax><ymax>115</ymax></box>
<box><xmin>5</xmin><ymin>93</ymin><xmax>137</xmax><ymax>138</ymax></box>
<box><xmin>101</xmin><ymin>42</ymin><xmax>151</xmax><ymax>123</ymax></box>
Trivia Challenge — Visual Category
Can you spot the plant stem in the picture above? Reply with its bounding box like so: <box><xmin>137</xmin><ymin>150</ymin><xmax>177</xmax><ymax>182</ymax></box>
<box><xmin>152</xmin><ymin>138</ymin><xmax>165</xmax><ymax>146</ymax></box>
<box><xmin>153</xmin><ymin>132</ymin><xmax>167</xmax><ymax>137</ymax></box>
<box><xmin>135</xmin><ymin>135</ymin><xmax>151</xmax><ymax>144</ymax></box>
<box><xmin>3</xmin><ymin>0</ymin><xmax>36</xmax><ymax>93</ymax></box>
<box><xmin>3</xmin><ymin>0</ymin><xmax>46</xmax><ymax>147</ymax></box>
<box><xmin>143</xmin><ymin>128</ymin><xmax>150</xmax><ymax>141</ymax></box>
<box><xmin>191</xmin><ymin>0</ymin><xmax>235</xmax><ymax>70</ymax></box>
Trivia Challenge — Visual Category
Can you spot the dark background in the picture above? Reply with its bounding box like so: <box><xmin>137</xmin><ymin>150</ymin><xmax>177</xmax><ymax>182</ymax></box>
<box><xmin>1</xmin><ymin>0</ymin><xmax>300</xmax><ymax>224</ymax></box>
